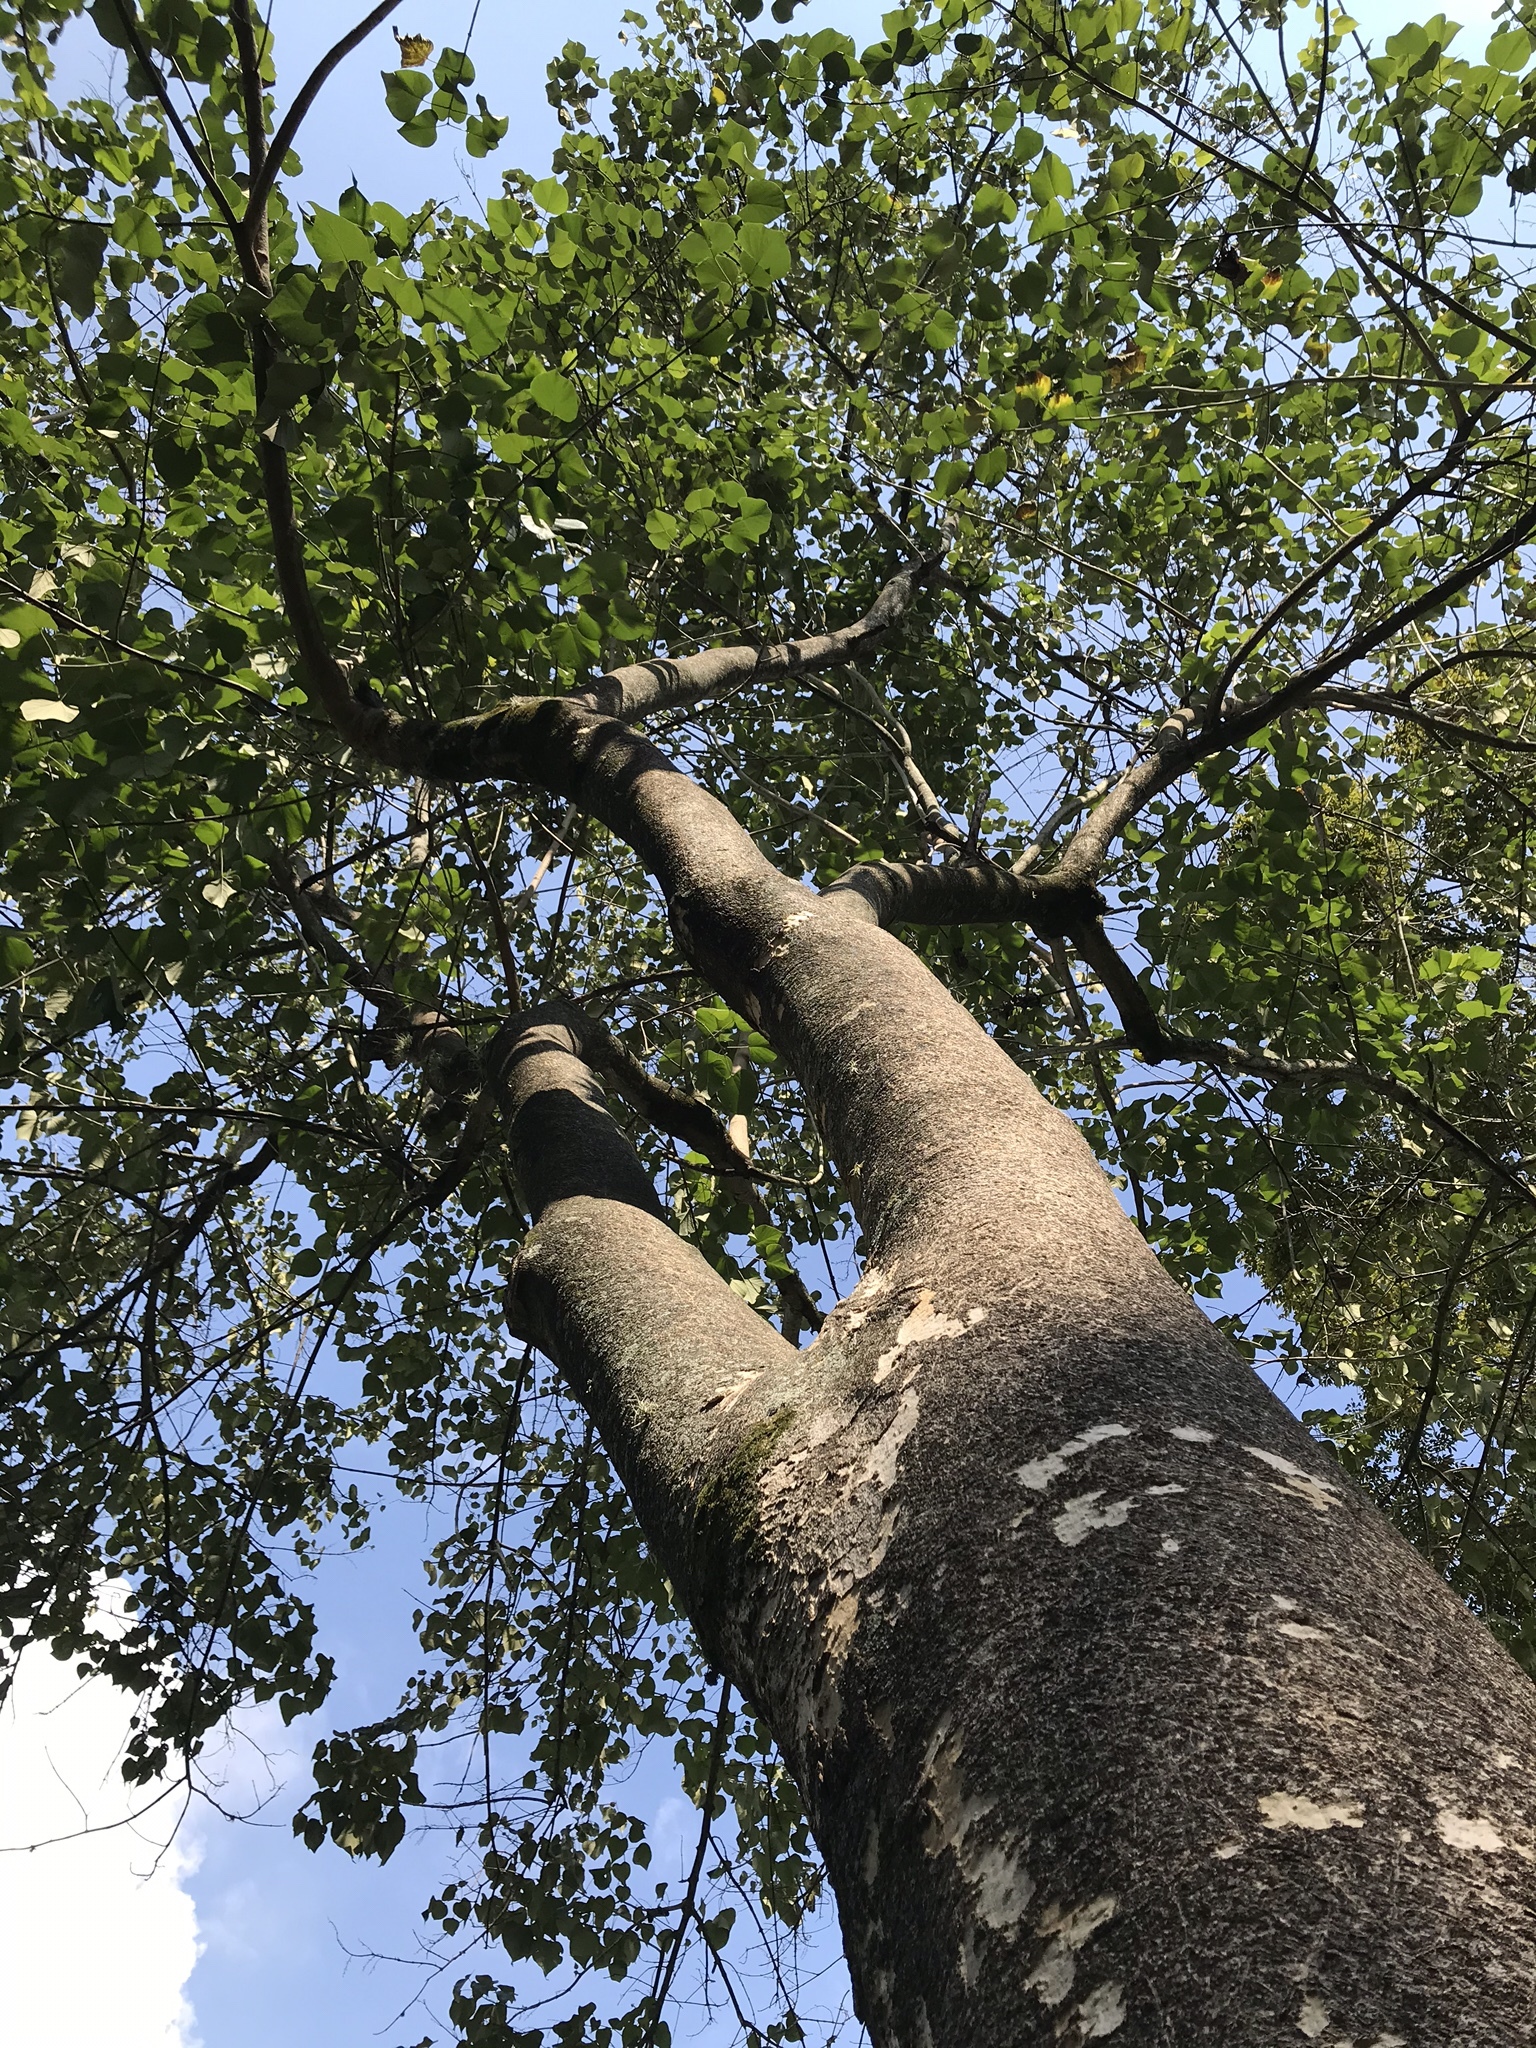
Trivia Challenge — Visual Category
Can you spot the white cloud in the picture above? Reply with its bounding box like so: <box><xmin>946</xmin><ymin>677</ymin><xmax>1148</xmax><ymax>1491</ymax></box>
<box><xmin>0</xmin><ymin>1648</ymin><xmax>201</xmax><ymax>2048</ymax></box>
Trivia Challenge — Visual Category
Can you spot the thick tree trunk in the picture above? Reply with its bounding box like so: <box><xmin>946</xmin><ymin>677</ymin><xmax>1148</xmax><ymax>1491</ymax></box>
<box><xmin>501</xmin><ymin>846</ymin><xmax>1536</xmax><ymax>2048</ymax></box>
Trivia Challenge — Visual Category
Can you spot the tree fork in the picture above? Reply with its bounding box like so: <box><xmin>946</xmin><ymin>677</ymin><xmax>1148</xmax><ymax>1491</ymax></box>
<box><xmin>495</xmin><ymin>876</ymin><xmax>1536</xmax><ymax>2047</ymax></box>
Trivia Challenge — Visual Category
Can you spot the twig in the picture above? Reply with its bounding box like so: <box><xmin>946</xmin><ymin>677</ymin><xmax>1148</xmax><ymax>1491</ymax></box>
<box><xmin>641</xmin><ymin>1679</ymin><xmax>733</xmax><ymax>2047</ymax></box>
<box><xmin>106</xmin><ymin>0</ymin><xmax>242</xmax><ymax>236</ymax></box>
<box><xmin>245</xmin><ymin>2</ymin><xmax>395</xmax><ymax>226</ymax></box>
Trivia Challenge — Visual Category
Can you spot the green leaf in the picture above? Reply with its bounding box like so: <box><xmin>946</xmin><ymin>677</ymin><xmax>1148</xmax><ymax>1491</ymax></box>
<box><xmin>529</xmin><ymin>367</ymin><xmax>580</xmax><ymax>420</ymax></box>
<box><xmin>380</xmin><ymin>66</ymin><xmax>431</xmax><ymax>122</ymax></box>
<box><xmin>465</xmin><ymin>99</ymin><xmax>509</xmax><ymax>158</ymax></box>
<box><xmin>305</xmin><ymin>208</ymin><xmax>375</xmax><ymax>266</ymax></box>
<box><xmin>1486</xmin><ymin>26</ymin><xmax>1531</xmax><ymax>72</ymax></box>
<box><xmin>397</xmin><ymin>111</ymin><xmax>439</xmax><ymax>148</ymax></box>
<box><xmin>1029</xmin><ymin>196</ymin><xmax>1069</xmax><ymax>242</ymax></box>
<box><xmin>53</xmin><ymin>223</ymin><xmax>108</xmax><ymax>317</ymax></box>
<box><xmin>433</xmin><ymin>46</ymin><xmax>475</xmax><ymax>89</ymax></box>
<box><xmin>972</xmin><ymin>184</ymin><xmax>1018</xmax><ymax>226</ymax></box>
<box><xmin>1029</xmin><ymin>150</ymin><xmax>1074</xmax><ymax>203</ymax></box>
<box><xmin>737</xmin><ymin>223</ymin><xmax>790</xmax><ymax>288</ymax></box>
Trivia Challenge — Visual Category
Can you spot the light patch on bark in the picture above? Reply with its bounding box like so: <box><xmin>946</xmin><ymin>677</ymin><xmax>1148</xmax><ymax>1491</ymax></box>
<box><xmin>856</xmin><ymin>1505</ymin><xmax>899</xmax><ymax>1582</ymax></box>
<box><xmin>1052</xmin><ymin>1490</ymin><xmax>1136</xmax><ymax>1547</ymax></box>
<box><xmin>698</xmin><ymin>1371</ymin><xmax>760</xmax><ymax>1413</ymax></box>
<box><xmin>1213</xmin><ymin>1840</ymin><xmax>1244</xmax><ymax>1859</ymax></box>
<box><xmin>823</xmin><ymin>1590</ymin><xmax>860</xmax><ymax>1666</ymax></box>
<box><xmin>1258</xmin><ymin>1792</ymin><xmax>1365</xmax><ymax>1832</ymax></box>
<box><xmin>1435</xmin><ymin>1808</ymin><xmax>1507</xmax><ymax>1854</ymax></box>
<box><xmin>1145</xmin><ymin>1482</ymin><xmax>1187</xmax><ymax>1497</ymax></box>
<box><xmin>1275</xmin><ymin>1620</ymin><xmax>1327</xmax><ymax>1642</ymax></box>
<box><xmin>919</xmin><ymin>1718</ymin><xmax>1035</xmax><ymax>1935</ymax></box>
<box><xmin>1072</xmin><ymin>1980</ymin><xmax>1127</xmax><ymax>2039</ymax></box>
<box><xmin>1245</xmin><ymin>1446</ymin><xmax>1340</xmax><ymax>1515</ymax></box>
<box><xmin>968</xmin><ymin>1840</ymin><xmax>1036</xmax><ymax>1931</ymax></box>
<box><xmin>841</xmin><ymin>1268</ymin><xmax>889</xmax><ymax>1332</ymax></box>
<box><xmin>804</xmin><ymin>1584</ymin><xmax>866</xmax><ymax>1749</ymax></box>
<box><xmin>861</xmin><ymin>1386</ymin><xmax>921</xmax><ymax>1492</ymax></box>
<box><xmin>1298</xmin><ymin>1993</ymin><xmax>1330</xmax><ymax>2039</ymax></box>
<box><xmin>1168</xmin><ymin>1424</ymin><xmax>1215</xmax><ymax>1443</ymax></box>
<box><xmin>1272</xmin><ymin>1594</ymin><xmax>1300</xmax><ymax>1610</ymax></box>
<box><xmin>1015</xmin><ymin>1422</ymin><xmax>1135</xmax><ymax>1492</ymax></box>
<box><xmin>873</xmin><ymin>1290</ymin><xmax>975</xmax><ymax>1383</ymax></box>
<box><xmin>767</xmin><ymin>907</ymin><xmax>816</xmax><ymax>965</ymax></box>
<box><xmin>1024</xmin><ymin>1941</ymin><xmax>1079</xmax><ymax>2007</ymax></box>
<box><xmin>804</xmin><ymin>1399</ymin><xmax>857</xmax><ymax>1449</ymax></box>
<box><xmin>1025</xmin><ymin>1895</ymin><xmax>1118</xmax><ymax>2010</ymax></box>
<box><xmin>1160</xmin><ymin>1535</ymin><xmax>1181</xmax><ymax>1555</ymax></box>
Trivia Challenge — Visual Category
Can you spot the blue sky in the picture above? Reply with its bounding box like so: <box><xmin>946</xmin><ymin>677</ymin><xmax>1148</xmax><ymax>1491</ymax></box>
<box><xmin>0</xmin><ymin>0</ymin><xmax>1503</xmax><ymax>2043</ymax></box>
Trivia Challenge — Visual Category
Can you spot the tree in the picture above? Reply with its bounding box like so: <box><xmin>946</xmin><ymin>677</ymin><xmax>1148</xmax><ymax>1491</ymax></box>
<box><xmin>6</xmin><ymin>0</ymin><xmax>1536</xmax><ymax>2039</ymax></box>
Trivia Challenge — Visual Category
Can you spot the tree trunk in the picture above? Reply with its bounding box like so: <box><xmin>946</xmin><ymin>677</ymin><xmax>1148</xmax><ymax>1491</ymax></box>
<box><xmin>500</xmin><ymin>842</ymin><xmax>1536</xmax><ymax>2048</ymax></box>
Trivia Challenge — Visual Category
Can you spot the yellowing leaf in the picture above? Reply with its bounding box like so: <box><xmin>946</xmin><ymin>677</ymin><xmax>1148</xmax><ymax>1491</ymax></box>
<box><xmin>19</xmin><ymin>699</ymin><xmax>78</xmax><ymax>723</ymax></box>
<box><xmin>1017</xmin><ymin>372</ymin><xmax>1052</xmax><ymax>402</ymax></box>
<box><xmin>394</xmin><ymin>31</ymin><xmax>433</xmax><ymax>65</ymax></box>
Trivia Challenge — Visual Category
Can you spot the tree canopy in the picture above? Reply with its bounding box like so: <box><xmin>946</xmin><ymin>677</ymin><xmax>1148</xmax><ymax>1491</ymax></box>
<box><xmin>6</xmin><ymin>0</ymin><xmax>1536</xmax><ymax>2038</ymax></box>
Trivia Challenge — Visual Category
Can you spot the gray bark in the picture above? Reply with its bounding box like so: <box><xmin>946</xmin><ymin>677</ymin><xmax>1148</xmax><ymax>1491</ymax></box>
<box><xmin>287</xmin><ymin>528</ymin><xmax>1536</xmax><ymax>2039</ymax></box>
<box><xmin>498</xmin><ymin>802</ymin><xmax>1536</xmax><ymax>2048</ymax></box>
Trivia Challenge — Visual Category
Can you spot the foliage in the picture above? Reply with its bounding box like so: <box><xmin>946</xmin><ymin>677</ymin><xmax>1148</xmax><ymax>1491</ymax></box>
<box><xmin>7</xmin><ymin>0</ymin><xmax>1536</xmax><ymax>2036</ymax></box>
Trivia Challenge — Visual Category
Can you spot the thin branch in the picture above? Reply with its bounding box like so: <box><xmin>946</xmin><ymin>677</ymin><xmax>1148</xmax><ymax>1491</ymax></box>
<box><xmin>1052</xmin><ymin>21</ymin><xmax>1536</xmax><ymax>365</ymax></box>
<box><xmin>1068</xmin><ymin>916</ymin><xmax>1536</xmax><ymax>1208</ymax></box>
<box><xmin>1203</xmin><ymin>399</ymin><xmax>1500</xmax><ymax>727</ymax></box>
<box><xmin>1323</xmin><ymin>685</ymin><xmax>1536</xmax><ymax>756</ymax></box>
<box><xmin>1013</xmin><ymin>773</ymin><xmax>1114</xmax><ymax>876</ymax></box>
<box><xmin>641</xmin><ymin>1679</ymin><xmax>733</xmax><ymax>2048</ymax></box>
<box><xmin>2</xmin><ymin>1141</ymin><xmax>276</xmax><ymax>1391</ymax></box>
<box><xmin>1169</xmin><ymin>1036</ymin><xmax>1536</xmax><ymax>1205</ymax></box>
<box><xmin>229</xmin><ymin>0</ymin><xmax>271</xmax><ymax>286</ymax></box>
<box><xmin>105</xmin><ymin>0</ymin><xmax>241</xmax><ymax>237</ymax></box>
<box><xmin>1389</xmin><ymin>1189</ymin><xmax>1497</xmax><ymax>1501</ymax></box>
<box><xmin>267</xmin><ymin>851</ymin><xmax>476</xmax><ymax>1097</ymax></box>
<box><xmin>244</xmin><ymin>2</ymin><xmax>395</xmax><ymax>226</ymax></box>
<box><xmin>1048</xmin><ymin>938</ymin><xmax>1150</xmax><ymax>1233</ymax></box>
<box><xmin>1213</xmin><ymin>497</ymin><xmax>1536</xmax><ymax>754</ymax></box>
<box><xmin>571</xmin><ymin>555</ymin><xmax>944</xmax><ymax>723</ymax></box>
<box><xmin>0</xmin><ymin>573</ymin><xmax>280</xmax><ymax>714</ymax></box>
